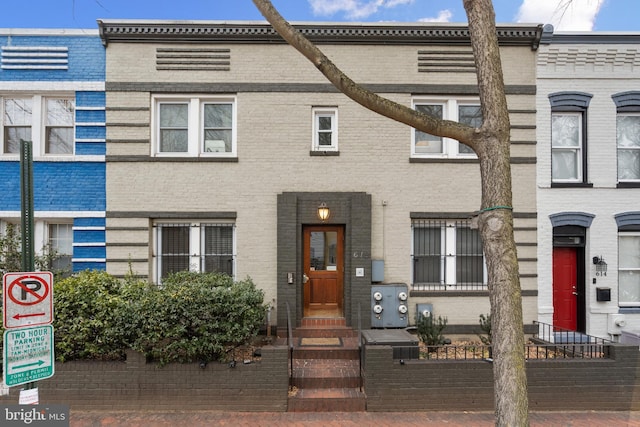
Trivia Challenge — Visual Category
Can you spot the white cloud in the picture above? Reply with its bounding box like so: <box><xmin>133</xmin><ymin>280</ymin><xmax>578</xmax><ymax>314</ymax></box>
<box><xmin>516</xmin><ymin>0</ymin><xmax>603</xmax><ymax>31</ymax></box>
<box><xmin>309</xmin><ymin>0</ymin><xmax>414</xmax><ymax>20</ymax></box>
<box><xmin>418</xmin><ymin>10</ymin><xmax>453</xmax><ymax>23</ymax></box>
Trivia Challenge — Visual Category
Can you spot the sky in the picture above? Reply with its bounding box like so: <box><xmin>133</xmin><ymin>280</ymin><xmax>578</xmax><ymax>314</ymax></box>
<box><xmin>0</xmin><ymin>0</ymin><xmax>638</xmax><ymax>32</ymax></box>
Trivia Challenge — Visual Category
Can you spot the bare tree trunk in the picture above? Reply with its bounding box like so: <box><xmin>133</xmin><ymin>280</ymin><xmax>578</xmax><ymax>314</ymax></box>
<box><xmin>252</xmin><ymin>0</ymin><xmax>529</xmax><ymax>424</ymax></box>
<box><xmin>463</xmin><ymin>1</ymin><xmax>530</xmax><ymax>425</ymax></box>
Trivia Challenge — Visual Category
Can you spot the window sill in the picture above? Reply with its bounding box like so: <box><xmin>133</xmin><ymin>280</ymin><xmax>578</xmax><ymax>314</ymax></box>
<box><xmin>107</xmin><ymin>155</ymin><xmax>239</xmax><ymax>162</ymax></box>
<box><xmin>410</xmin><ymin>157</ymin><xmax>479</xmax><ymax>164</ymax></box>
<box><xmin>617</xmin><ymin>182</ymin><xmax>640</xmax><ymax>188</ymax></box>
<box><xmin>310</xmin><ymin>150</ymin><xmax>339</xmax><ymax>156</ymax></box>
<box><xmin>619</xmin><ymin>307</ymin><xmax>640</xmax><ymax>314</ymax></box>
<box><xmin>551</xmin><ymin>182</ymin><xmax>594</xmax><ymax>188</ymax></box>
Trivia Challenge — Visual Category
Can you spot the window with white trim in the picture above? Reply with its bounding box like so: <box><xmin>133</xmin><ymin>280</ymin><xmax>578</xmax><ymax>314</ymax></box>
<box><xmin>549</xmin><ymin>91</ymin><xmax>592</xmax><ymax>185</ymax></box>
<box><xmin>1</xmin><ymin>95</ymin><xmax>74</xmax><ymax>155</ymax></box>
<box><xmin>155</xmin><ymin>222</ymin><xmax>235</xmax><ymax>281</ymax></box>
<box><xmin>312</xmin><ymin>107</ymin><xmax>338</xmax><ymax>151</ymax></box>
<box><xmin>617</xmin><ymin>114</ymin><xmax>640</xmax><ymax>182</ymax></box>
<box><xmin>412</xmin><ymin>219</ymin><xmax>486</xmax><ymax>290</ymax></box>
<box><xmin>153</xmin><ymin>95</ymin><xmax>236</xmax><ymax>157</ymax></box>
<box><xmin>551</xmin><ymin>112</ymin><xmax>584</xmax><ymax>182</ymax></box>
<box><xmin>619</xmin><ymin>232</ymin><xmax>640</xmax><ymax>306</ymax></box>
<box><xmin>412</xmin><ymin>99</ymin><xmax>480</xmax><ymax>157</ymax></box>
<box><xmin>48</xmin><ymin>223</ymin><xmax>73</xmax><ymax>273</ymax></box>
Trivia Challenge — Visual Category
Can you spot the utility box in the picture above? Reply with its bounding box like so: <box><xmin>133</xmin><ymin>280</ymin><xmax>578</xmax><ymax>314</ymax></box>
<box><xmin>371</xmin><ymin>284</ymin><xmax>409</xmax><ymax>328</ymax></box>
<box><xmin>362</xmin><ymin>329</ymin><xmax>419</xmax><ymax>360</ymax></box>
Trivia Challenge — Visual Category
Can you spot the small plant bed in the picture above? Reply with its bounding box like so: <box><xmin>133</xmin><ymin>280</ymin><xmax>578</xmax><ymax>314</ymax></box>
<box><xmin>418</xmin><ymin>340</ymin><xmax>606</xmax><ymax>360</ymax></box>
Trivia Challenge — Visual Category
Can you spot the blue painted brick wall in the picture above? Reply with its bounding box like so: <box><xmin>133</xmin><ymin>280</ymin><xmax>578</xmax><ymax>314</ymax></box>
<box><xmin>76</xmin><ymin>91</ymin><xmax>106</xmax><ymax>107</ymax></box>
<box><xmin>76</xmin><ymin>126</ymin><xmax>106</xmax><ymax>140</ymax></box>
<box><xmin>73</xmin><ymin>246</ymin><xmax>106</xmax><ymax>259</ymax></box>
<box><xmin>0</xmin><ymin>162</ymin><xmax>105</xmax><ymax>211</ymax></box>
<box><xmin>0</xmin><ymin>35</ymin><xmax>105</xmax><ymax>82</ymax></box>
<box><xmin>73</xmin><ymin>229</ymin><xmax>106</xmax><ymax>243</ymax></box>
<box><xmin>76</xmin><ymin>110</ymin><xmax>106</xmax><ymax>123</ymax></box>
<box><xmin>73</xmin><ymin>262</ymin><xmax>105</xmax><ymax>272</ymax></box>
<box><xmin>74</xmin><ymin>218</ymin><xmax>106</xmax><ymax>228</ymax></box>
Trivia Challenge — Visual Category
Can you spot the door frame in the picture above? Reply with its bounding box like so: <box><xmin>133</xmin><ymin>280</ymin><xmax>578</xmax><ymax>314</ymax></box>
<box><xmin>302</xmin><ymin>225</ymin><xmax>344</xmax><ymax>317</ymax></box>
<box><xmin>552</xmin><ymin>225</ymin><xmax>586</xmax><ymax>333</ymax></box>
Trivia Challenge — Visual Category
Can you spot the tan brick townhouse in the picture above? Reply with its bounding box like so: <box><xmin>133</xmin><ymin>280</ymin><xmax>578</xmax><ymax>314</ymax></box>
<box><xmin>98</xmin><ymin>19</ymin><xmax>542</xmax><ymax>335</ymax></box>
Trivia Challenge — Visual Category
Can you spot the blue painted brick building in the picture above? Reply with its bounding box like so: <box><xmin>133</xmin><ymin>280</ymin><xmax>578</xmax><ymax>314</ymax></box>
<box><xmin>0</xmin><ymin>29</ymin><xmax>106</xmax><ymax>273</ymax></box>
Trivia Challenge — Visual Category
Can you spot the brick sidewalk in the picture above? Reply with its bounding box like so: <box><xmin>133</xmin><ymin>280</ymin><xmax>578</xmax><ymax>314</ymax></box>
<box><xmin>70</xmin><ymin>410</ymin><xmax>640</xmax><ymax>426</ymax></box>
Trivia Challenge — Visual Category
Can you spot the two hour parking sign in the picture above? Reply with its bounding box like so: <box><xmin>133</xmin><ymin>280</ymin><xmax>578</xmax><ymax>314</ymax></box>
<box><xmin>3</xmin><ymin>272</ymin><xmax>53</xmax><ymax>329</ymax></box>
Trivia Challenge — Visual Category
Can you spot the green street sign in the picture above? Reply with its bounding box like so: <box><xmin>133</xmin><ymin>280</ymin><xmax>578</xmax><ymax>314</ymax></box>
<box><xmin>3</xmin><ymin>325</ymin><xmax>54</xmax><ymax>387</ymax></box>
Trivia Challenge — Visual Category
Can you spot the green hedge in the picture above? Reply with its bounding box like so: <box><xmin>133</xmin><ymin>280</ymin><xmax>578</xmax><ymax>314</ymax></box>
<box><xmin>1</xmin><ymin>270</ymin><xmax>266</xmax><ymax>365</ymax></box>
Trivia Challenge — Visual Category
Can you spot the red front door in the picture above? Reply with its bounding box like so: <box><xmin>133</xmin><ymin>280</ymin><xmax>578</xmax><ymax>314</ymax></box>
<box><xmin>553</xmin><ymin>247</ymin><xmax>578</xmax><ymax>331</ymax></box>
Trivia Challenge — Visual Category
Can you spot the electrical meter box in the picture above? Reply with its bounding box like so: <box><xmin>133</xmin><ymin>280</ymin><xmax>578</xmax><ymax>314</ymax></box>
<box><xmin>371</xmin><ymin>284</ymin><xmax>409</xmax><ymax>328</ymax></box>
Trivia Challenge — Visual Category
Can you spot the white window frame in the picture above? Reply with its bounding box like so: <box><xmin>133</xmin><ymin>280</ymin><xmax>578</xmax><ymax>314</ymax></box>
<box><xmin>152</xmin><ymin>95</ymin><xmax>237</xmax><ymax>158</ymax></box>
<box><xmin>619</xmin><ymin>232</ymin><xmax>640</xmax><ymax>307</ymax></box>
<box><xmin>617</xmin><ymin>113</ymin><xmax>640</xmax><ymax>183</ymax></box>
<box><xmin>312</xmin><ymin>107</ymin><xmax>338</xmax><ymax>152</ymax></box>
<box><xmin>153</xmin><ymin>221</ymin><xmax>236</xmax><ymax>283</ymax></box>
<box><xmin>411</xmin><ymin>98</ymin><xmax>479</xmax><ymax>158</ymax></box>
<box><xmin>1</xmin><ymin>94</ymin><xmax>75</xmax><ymax>157</ymax></box>
<box><xmin>411</xmin><ymin>219</ymin><xmax>487</xmax><ymax>288</ymax></box>
<box><xmin>551</xmin><ymin>112</ymin><xmax>584</xmax><ymax>183</ymax></box>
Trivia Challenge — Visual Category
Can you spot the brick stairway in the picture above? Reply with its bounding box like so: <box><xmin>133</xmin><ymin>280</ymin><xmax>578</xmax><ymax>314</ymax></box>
<box><xmin>287</xmin><ymin>318</ymin><xmax>365</xmax><ymax>412</ymax></box>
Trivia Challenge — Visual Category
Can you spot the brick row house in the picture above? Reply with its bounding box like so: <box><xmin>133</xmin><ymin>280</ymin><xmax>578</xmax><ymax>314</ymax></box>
<box><xmin>0</xmin><ymin>29</ymin><xmax>106</xmax><ymax>274</ymax></box>
<box><xmin>97</xmin><ymin>20</ymin><xmax>541</xmax><ymax>333</ymax></box>
<box><xmin>537</xmin><ymin>28</ymin><xmax>640</xmax><ymax>341</ymax></box>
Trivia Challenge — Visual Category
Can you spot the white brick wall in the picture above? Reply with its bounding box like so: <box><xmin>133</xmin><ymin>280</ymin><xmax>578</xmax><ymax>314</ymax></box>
<box><xmin>537</xmin><ymin>42</ymin><xmax>640</xmax><ymax>339</ymax></box>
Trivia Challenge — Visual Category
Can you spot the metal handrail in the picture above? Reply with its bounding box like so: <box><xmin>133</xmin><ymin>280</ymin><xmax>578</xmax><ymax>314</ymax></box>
<box><xmin>533</xmin><ymin>321</ymin><xmax>613</xmax><ymax>345</ymax></box>
<box><xmin>285</xmin><ymin>302</ymin><xmax>293</xmax><ymax>386</ymax></box>
<box><xmin>357</xmin><ymin>303</ymin><xmax>363</xmax><ymax>392</ymax></box>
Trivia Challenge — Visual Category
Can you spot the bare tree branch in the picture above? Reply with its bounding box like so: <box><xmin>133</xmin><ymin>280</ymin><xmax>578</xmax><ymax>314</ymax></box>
<box><xmin>252</xmin><ymin>0</ymin><xmax>477</xmax><ymax>149</ymax></box>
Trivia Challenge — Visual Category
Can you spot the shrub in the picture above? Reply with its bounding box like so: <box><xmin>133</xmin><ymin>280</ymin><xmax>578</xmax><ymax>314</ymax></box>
<box><xmin>53</xmin><ymin>270</ymin><xmax>138</xmax><ymax>361</ymax></box>
<box><xmin>416</xmin><ymin>314</ymin><xmax>448</xmax><ymax>350</ymax></box>
<box><xmin>478</xmin><ymin>313</ymin><xmax>492</xmax><ymax>346</ymax></box>
<box><xmin>131</xmin><ymin>271</ymin><xmax>266</xmax><ymax>366</ymax></box>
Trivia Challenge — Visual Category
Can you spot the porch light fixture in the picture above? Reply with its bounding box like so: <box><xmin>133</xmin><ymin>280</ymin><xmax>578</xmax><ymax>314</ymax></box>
<box><xmin>317</xmin><ymin>202</ymin><xmax>330</xmax><ymax>222</ymax></box>
<box><xmin>593</xmin><ymin>256</ymin><xmax>607</xmax><ymax>276</ymax></box>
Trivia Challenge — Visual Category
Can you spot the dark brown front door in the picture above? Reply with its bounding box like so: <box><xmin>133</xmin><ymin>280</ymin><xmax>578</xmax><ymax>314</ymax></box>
<box><xmin>303</xmin><ymin>225</ymin><xmax>344</xmax><ymax>317</ymax></box>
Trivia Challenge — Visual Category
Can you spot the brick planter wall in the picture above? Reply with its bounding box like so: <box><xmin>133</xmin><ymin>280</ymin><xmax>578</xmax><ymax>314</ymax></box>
<box><xmin>0</xmin><ymin>346</ymin><xmax>289</xmax><ymax>411</ymax></box>
<box><xmin>363</xmin><ymin>344</ymin><xmax>640</xmax><ymax>412</ymax></box>
<box><xmin>2</xmin><ymin>343</ymin><xmax>639</xmax><ymax>412</ymax></box>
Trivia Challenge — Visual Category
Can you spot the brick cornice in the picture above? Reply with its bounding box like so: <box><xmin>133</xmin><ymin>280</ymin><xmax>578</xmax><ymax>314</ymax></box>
<box><xmin>98</xmin><ymin>20</ymin><xmax>544</xmax><ymax>50</ymax></box>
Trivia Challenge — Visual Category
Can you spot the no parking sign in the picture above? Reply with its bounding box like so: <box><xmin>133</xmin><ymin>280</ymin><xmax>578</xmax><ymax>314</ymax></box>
<box><xmin>3</xmin><ymin>272</ymin><xmax>53</xmax><ymax>329</ymax></box>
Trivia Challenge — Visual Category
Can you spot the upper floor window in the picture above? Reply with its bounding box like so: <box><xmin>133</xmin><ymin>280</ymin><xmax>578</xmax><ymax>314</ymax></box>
<box><xmin>154</xmin><ymin>221</ymin><xmax>235</xmax><ymax>282</ymax></box>
<box><xmin>412</xmin><ymin>98</ymin><xmax>480</xmax><ymax>158</ymax></box>
<box><xmin>153</xmin><ymin>95</ymin><xmax>236</xmax><ymax>157</ymax></box>
<box><xmin>551</xmin><ymin>112</ymin><xmax>583</xmax><ymax>182</ymax></box>
<box><xmin>411</xmin><ymin>219</ymin><xmax>486</xmax><ymax>291</ymax></box>
<box><xmin>549</xmin><ymin>92</ymin><xmax>592</xmax><ymax>185</ymax></box>
<box><xmin>1</xmin><ymin>95</ymin><xmax>74</xmax><ymax>156</ymax></box>
<box><xmin>312</xmin><ymin>107</ymin><xmax>338</xmax><ymax>152</ymax></box>
<box><xmin>613</xmin><ymin>92</ymin><xmax>640</xmax><ymax>185</ymax></box>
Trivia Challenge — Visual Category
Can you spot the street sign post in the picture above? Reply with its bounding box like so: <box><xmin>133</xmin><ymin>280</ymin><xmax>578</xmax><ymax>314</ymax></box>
<box><xmin>3</xmin><ymin>325</ymin><xmax>55</xmax><ymax>387</ymax></box>
<box><xmin>3</xmin><ymin>272</ymin><xmax>53</xmax><ymax>329</ymax></box>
